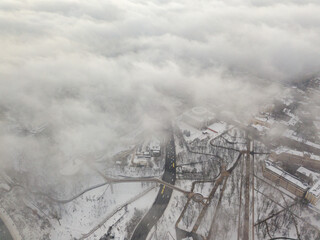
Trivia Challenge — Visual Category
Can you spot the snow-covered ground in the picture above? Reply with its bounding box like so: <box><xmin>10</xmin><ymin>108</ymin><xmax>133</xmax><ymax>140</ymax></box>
<box><xmin>176</xmin><ymin>120</ymin><xmax>231</xmax><ymax>144</ymax></box>
<box><xmin>1</xmin><ymin>85</ymin><xmax>320</xmax><ymax>240</ymax></box>
<box><xmin>0</xmin><ymin>166</ymin><xmax>159</xmax><ymax>239</ymax></box>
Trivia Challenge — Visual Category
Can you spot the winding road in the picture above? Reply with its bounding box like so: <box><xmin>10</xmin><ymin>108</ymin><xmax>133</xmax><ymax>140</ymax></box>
<box><xmin>130</xmin><ymin>132</ymin><xmax>176</xmax><ymax>240</ymax></box>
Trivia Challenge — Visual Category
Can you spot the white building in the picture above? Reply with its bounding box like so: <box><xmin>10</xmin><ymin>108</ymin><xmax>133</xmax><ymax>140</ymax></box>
<box><xmin>149</xmin><ymin>137</ymin><xmax>161</xmax><ymax>157</ymax></box>
<box><xmin>136</xmin><ymin>137</ymin><xmax>161</xmax><ymax>158</ymax></box>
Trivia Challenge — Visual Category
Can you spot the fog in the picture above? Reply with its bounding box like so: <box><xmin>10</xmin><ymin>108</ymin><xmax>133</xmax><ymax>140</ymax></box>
<box><xmin>0</xmin><ymin>0</ymin><xmax>320</xmax><ymax>187</ymax></box>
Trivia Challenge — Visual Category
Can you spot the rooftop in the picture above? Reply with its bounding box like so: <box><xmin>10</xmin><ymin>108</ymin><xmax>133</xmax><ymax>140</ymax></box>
<box><xmin>273</xmin><ymin>146</ymin><xmax>320</xmax><ymax>161</ymax></box>
<box><xmin>296</xmin><ymin>166</ymin><xmax>320</xmax><ymax>182</ymax></box>
<box><xmin>283</xmin><ymin>130</ymin><xmax>320</xmax><ymax>150</ymax></box>
<box><xmin>265</xmin><ymin>161</ymin><xmax>309</xmax><ymax>190</ymax></box>
<box><xmin>309</xmin><ymin>180</ymin><xmax>320</xmax><ymax>197</ymax></box>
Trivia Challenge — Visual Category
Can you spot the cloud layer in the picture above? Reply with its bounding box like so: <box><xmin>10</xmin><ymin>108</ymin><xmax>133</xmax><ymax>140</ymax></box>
<box><xmin>0</xmin><ymin>0</ymin><xmax>319</xmax><ymax>184</ymax></box>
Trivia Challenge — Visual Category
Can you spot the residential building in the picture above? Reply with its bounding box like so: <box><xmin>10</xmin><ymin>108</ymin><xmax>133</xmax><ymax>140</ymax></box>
<box><xmin>296</xmin><ymin>166</ymin><xmax>320</xmax><ymax>185</ymax></box>
<box><xmin>282</xmin><ymin>130</ymin><xmax>320</xmax><ymax>155</ymax></box>
<box><xmin>270</xmin><ymin>147</ymin><xmax>320</xmax><ymax>170</ymax></box>
<box><xmin>251</xmin><ymin>115</ymin><xmax>275</xmax><ymax>128</ymax></box>
<box><xmin>305</xmin><ymin>180</ymin><xmax>320</xmax><ymax>205</ymax></box>
<box><xmin>263</xmin><ymin>161</ymin><xmax>309</xmax><ymax>198</ymax></box>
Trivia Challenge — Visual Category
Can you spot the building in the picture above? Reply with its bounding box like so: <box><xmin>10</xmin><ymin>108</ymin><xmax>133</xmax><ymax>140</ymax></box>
<box><xmin>266</xmin><ymin>154</ymin><xmax>320</xmax><ymax>205</ymax></box>
<box><xmin>182</xmin><ymin>107</ymin><xmax>215</xmax><ymax>130</ymax></box>
<box><xmin>251</xmin><ymin>115</ymin><xmax>275</xmax><ymax>128</ymax></box>
<box><xmin>270</xmin><ymin>147</ymin><xmax>320</xmax><ymax>171</ymax></box>
<box><xmin>305</xmin><ymin>180</ymin><xmax>320</xmax><ymax>205</ymax></box>
<box><xmin>282</xmin><ymin>130</ymin><xmax>320</xmax><ymax>155</ymax></box>
<box><xmin>263</xmin><ymin>161</ymin><xmax>309</xmax><ymax>198</ymax></box>
<box><xmin>136</xmin><ymin>145</ymin><xmax>151</xmax><ymax>158</ymax></box>
<box><xmin>132</xmin><ymin>157</ymin><xmax>148</xmax><ymax>166</ymax></box>
<box><xmin>296</xmin><ymin>166</ymin><xmax>320</xmax><ymax>185</ymax></box>
<box><xmin>149</xmin><ymin>137</ymin><xmax>161</xmax><ymax>157</ymax></box>
<box><xmin>136</xmin><ymin>137</ymin><xmax>161</xmax><ymax>158</ymax></box>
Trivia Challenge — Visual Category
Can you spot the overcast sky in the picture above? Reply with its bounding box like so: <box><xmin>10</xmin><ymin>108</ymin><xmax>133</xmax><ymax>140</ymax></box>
<box><xmin>0</xmin><ymin>0</ymin><xmax>320</xmax><ymax>181</ymax></box>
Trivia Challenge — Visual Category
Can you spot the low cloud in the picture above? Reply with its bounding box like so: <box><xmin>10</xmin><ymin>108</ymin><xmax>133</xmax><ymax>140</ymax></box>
<box><xmin>0</xmin><ymin>0</ymin><xmax>319</xmax><ymax>186</ymax></box>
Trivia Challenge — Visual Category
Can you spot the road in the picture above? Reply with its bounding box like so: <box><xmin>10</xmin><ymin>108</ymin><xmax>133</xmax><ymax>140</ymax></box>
<box><xmin>84</xmin><ymin>187</ymin><xmax>156</xmax><ymax>240</ymax></box>
<box><xmin>0</xmin><ymin>218</ymin><xmax>13</xmax><ymax>240</ymax></box>
<box><xmin>0</xmin><ymin>206</ymin><xmax>21</xmax><ymax>240</ymax></box>
<box><xmin>242</xmin><ymin>137</ymin><xmax>251</xmax><ymax>240</ymax></box>
<box><xmin>130</xmin><ymin>132</ymin><xmax>176</xmax><ymax>240</ymax></box>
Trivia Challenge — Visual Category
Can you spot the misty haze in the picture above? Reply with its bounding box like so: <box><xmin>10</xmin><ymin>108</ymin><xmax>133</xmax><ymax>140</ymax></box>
<box><xmin>1</xmin><ymin>0</ymin><xmax>320</xmax><ymax>240</ymax></box>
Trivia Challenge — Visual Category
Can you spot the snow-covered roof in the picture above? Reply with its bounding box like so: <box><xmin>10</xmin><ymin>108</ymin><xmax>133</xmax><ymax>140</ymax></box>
<box><xmin>273</xmin><ymin>146</ymin><xmax>320</xmax><ymax>161</ymax></box>
<box><xmin>207</xmin><ymin>121</ymin><xmax>228</xmax><ymax>134</ymax></box>
<box><xmin>296</xmin><ymin>167</ymin><xmax>320</xmax><ymax>181</ymax></box>
<box><xmin>133</xmin><ymin>157</ymin><xmax>148</xmax><ymax>165</ymax></box>
<box><xmin>283</xmin><ymin>130</ymin><xmax>320</xmax><ymax>150</ymax></box>
<box><xmin>307</xmin><ymin>153</ymin><xmax>320</xmax><ymax>161</ymax></box>
<box><xmin>254</xmin><ymin>116</ymin><xmax>275</xmax><ymax>124</ymax></box>
<box><xmin>309</xmin><ymin>180</ymin><xmax>320</xmax><ymax>197</ymax></box>
<box><xmin>274</xmin><ymin>147</ymin><xmax>304</xmax><ymax>157</ymax></box>
<box><xmin>178</xmin><ymin>121</ymin><xmax>209</xmax><ymax>141</ymax></box>
<box><xmin>149</xmin><ymin>138</ymin><xmax>161</xmax><ymax>151</ymax></box>
<box><xmin>265</xmin><ymin>161</ymin><xmax>309</xmax><ymax>190</ymax></box>
<box><xmin>251</xmin><ymin>124</ymin><xmax>268</xmax><ymax>132</ymax></box>
<box><xmin>280</xmin><ymin>109</ymin><xmax>300</xmax><ymax>126</ymax></box>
